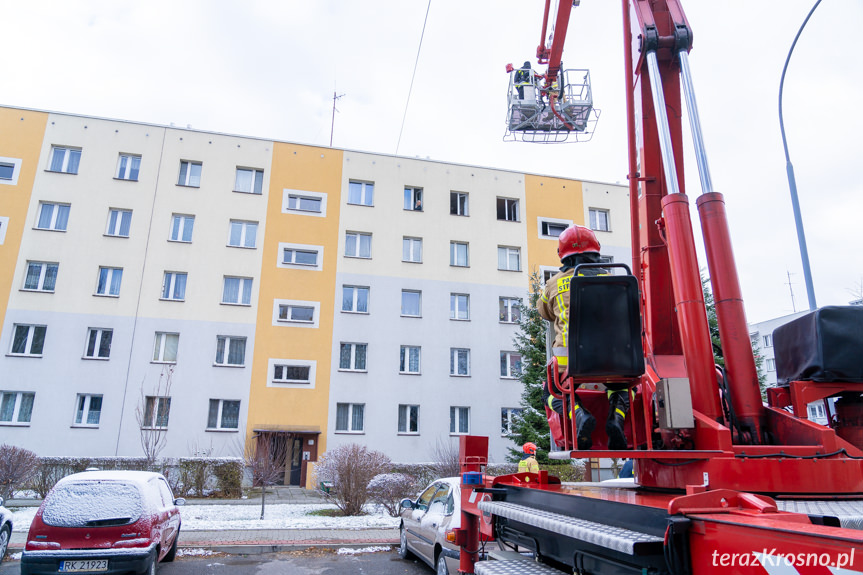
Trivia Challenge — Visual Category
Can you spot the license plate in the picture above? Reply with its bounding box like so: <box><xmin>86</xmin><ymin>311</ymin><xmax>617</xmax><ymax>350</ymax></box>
<box><xmin>60</xmin><ymin>559</ymin><xmax>108</xmax><ymax>572</ymax></box>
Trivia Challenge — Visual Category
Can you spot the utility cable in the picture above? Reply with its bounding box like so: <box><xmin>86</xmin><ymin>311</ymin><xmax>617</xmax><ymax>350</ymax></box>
<box><xmin>396</xmin><ymin>0</ymin><xmax>431</xmax><ymax>155</ymax></box>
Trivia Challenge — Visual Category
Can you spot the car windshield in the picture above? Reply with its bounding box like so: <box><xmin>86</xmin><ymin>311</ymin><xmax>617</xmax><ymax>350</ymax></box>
<box><xmin>42</xmin><ymin>481</ymin><xmax>144</xmax><ymax>527</ymax></box>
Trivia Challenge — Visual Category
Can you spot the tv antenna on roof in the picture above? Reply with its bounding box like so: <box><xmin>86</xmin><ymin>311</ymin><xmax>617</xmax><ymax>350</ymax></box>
<box><xmin>330</xmin><ymin>91</ymin><xmax>346</xmax><ymax>148</ymax></box>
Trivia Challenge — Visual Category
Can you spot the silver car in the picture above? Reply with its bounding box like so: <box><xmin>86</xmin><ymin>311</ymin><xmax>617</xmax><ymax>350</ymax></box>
<box><xmin>398</xmin><ymin>478</ymin><xmax>461</xmax><ymax>575</ymax></box>
<box><xmin>0</xmin><ymin>496</ymin><xmax>13</xmax><ymax>563</ymax></box>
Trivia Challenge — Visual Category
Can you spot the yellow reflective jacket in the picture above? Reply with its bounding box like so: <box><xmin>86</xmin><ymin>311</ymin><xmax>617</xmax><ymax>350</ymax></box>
<box><xmin>518</xmin><ymin>455</ymin><xmax>539</xmax><ymax>474</ymax></box>
<box><xmin>539</xmin><ymin>268</ymin><xmax>575</xmax><ymax>366</ymax></box>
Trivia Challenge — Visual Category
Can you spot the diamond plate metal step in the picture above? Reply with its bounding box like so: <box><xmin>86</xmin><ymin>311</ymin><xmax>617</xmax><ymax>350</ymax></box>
<box><xmin>475</xmin><ymin>559</ymin><xmax>563</xmax><ymax>575</ymax></box>
<box><xmin>777</xmin><ymin>499</ymin><xmax>863</xmax><ymax>529</ymax></box>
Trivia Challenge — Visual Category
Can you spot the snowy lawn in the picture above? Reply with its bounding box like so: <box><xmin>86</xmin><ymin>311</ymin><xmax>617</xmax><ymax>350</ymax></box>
<box><xmin>10</xmin><ymin>503</ymin><xmax>400</xmax><ymax>533</ymax></box>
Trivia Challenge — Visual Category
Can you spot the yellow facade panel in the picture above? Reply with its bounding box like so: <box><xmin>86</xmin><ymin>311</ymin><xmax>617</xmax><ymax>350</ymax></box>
<box><xmin>524</xmin><ymin>174</ymin><xmax>585</xmax><ymax>277</ymax></box>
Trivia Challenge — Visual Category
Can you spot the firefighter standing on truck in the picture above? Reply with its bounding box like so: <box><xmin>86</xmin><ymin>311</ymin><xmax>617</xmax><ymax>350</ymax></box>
<box><xmin>539</xmin><ymin>225</ymin><xmax>630</xmax><ymax>451</ymax></box>
<box><xmin>518</xmin><ymin>442</ymin><xmax>540</xmax><ymax>474</ymax></box>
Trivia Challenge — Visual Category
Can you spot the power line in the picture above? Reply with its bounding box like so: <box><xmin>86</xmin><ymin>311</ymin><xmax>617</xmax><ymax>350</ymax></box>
<box><xmin>396</xmin><ymin>0</ymin><xmax>432</xmax><ymax>155</ymax></box>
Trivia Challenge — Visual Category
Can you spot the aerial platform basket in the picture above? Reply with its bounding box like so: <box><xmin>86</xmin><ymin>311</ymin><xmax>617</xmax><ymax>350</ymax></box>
<box><xmin>504</xmin><ymin>68</ymin><xmax>600</xmax><ymax>143</ymax></box>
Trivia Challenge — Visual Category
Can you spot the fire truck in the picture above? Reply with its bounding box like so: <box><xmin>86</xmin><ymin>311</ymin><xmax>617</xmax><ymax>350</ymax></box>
<box><xmin>451</xmin><ymin>1</ymin><xmax>863</xmax><ymax>573</ymax></box>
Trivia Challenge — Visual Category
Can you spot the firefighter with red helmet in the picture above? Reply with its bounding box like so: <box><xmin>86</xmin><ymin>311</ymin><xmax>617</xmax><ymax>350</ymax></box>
<box><xmin>518</xmin><ymin>442</ymin><xmax>540</xmax><ymax>474</ymax></box>
<box><xmin>538</xmin><ymin>225</ymin><xmax>629</xmax><ymax>451</ymax></box>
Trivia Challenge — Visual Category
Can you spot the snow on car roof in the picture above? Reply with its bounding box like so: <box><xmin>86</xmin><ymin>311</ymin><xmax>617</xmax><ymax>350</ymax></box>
<box><xmin>57</xmin><ymin>470</ymin><xmax>164</xmax><ymax>487</ymax></box>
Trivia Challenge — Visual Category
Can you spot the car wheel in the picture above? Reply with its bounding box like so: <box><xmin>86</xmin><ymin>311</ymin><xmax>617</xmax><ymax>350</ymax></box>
<box><xmin>398</xmin><ymin>525</ymin><xmax>413</xmax><ymax>560</ymax></box>
<box><xmin>436</xmin><ymin>553</ymin><xmax>450</xmax><ymax>575</ymax></box>
<box><xmin>0</xmin><ymin>524</ymin><xmax>10</xmax><ymax>563</ymax></box>
<box><xmin>163</xmin><ymin>530</ymin><xmax>179</xmax><ymax>562</ymax></box>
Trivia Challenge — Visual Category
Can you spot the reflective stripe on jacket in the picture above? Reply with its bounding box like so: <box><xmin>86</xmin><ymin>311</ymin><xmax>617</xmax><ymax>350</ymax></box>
<box><xmin>518</xmin><ymin>455</ymin><xmax>539</xmax><ymax>474</ymax></box>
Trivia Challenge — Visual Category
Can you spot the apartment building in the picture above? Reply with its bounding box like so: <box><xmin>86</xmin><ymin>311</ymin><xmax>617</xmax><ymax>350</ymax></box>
<box><xmin>0</xmin><ymin>105</ymin><xmax>630</xmax><ymax>483</ymax></box>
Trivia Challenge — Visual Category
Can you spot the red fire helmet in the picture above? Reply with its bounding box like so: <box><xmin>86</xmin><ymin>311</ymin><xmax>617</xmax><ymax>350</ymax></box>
<box><xmin>558</xmin><ymin>225</ymin><xmax>600</xmax><ymax>260</ymax></box>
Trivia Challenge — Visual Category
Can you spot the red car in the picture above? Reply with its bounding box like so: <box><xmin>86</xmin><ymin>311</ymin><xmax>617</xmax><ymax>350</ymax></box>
<box><xmin>21</xmin><ymin>470</ymin><xmax>184</xmax><ymax>575</ymax></box>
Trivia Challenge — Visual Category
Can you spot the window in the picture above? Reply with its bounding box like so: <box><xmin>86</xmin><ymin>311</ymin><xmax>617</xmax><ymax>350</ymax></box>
<box><xmin>170</xmin><ymin>214</ymin><xmax>194</xmax><ymax>242</ymax></box>
<box><xmin>497</xmin><ymin>198</ymin><xmax>520</xmax><ymax>221</ymax></box>
<box><xmin>152</xmin><ymin>332</ymin><xmax>179</xmax><ymax>363</ymax></box>
<box><xmin>234</xmin><ymin>167</ymin><xmax>264</xmax><ymax>194</ymax></box>
<box><xmin>36</xmin><ymin>202</ymin><xmax>70</xmax><ymax>231</ymax></box>
<box><xmin>403</xmin><ymin>237</ymin><xmax>422</xmax><ymax>263</ymax></box>
<box><xmin>49</xmin><ymin>146</ymin><xmax>81</xmax><ymax>174</ymax></box>
<box><xmin>450</xmin><ymin>294</ymin><xmax>470</xmax><ymax>320</ymax></box>
<box><xmin>0</xmin><ymin>392</ymin><xmax>35</xmax><ymax>424</ymax></box>
<box><xmin>500</xmin><ymin>351</ymin><xmax>522</xmax><ymax>378</ymax></box>
<box><xmin>10</xmin><ymin>324</ymin><xmax>46</xmax><ymax>356</ymax></box>
<box><xmin>348</xmin><ymin>181</ymin><xmax>374</xmax><ymax>206</ymax></box>
<box><xmin>450</xmin><ymin>348</ymin><xmax>470</xmax><ymax>376</ymax></box>
<box><xmin>763</xmin><ymin>334</ymin><xmax>773</xmax><ymax>348</ymax></box>
<box><xmin>161</xmin><ymin>272</ymin><xmax>187</xmax><ymax>301</ymax></box>
<box><xmin>215</xmin><ymin>336</ymin><xmax>246</xmax><ymax>367</ymax></box>
<box><xmin>95</xmin><ymin>267</ymin><xmax>123</xmax><ymax>297</ymax></box>
<box><xmin>541</xmin><ymin>220</ymin><xmax>568</xmax><ymax>238</ymax></box>
<box><xmin>273</xmin><ymin>364</ymin><xmax>312</xmax><ymax>384</ymax></box>
<box><xmin>345</xmin><ymin>232</ymin><xmax>372</xmax><ymax>258</ymax></box>
<box><xmin>207</xmin><ymin>399</ymin><xmax>240</xmax><ymax>430</ymax></box>
<box><xmin>142</xmin><ymin>396</ymin><xmax>171</xmax><ymax>429</ymax></box>
<box><xmin>398</xmin><ymin>404</ymin><xmax>420</xmax><ymax>434</ymax></box>
<box><xmin>228</xmin><ymin>220</ymin><xmax>258</xmax><ymax>248</ymax></box>
<box><xmin>222</xmin><ymin>276</ymin><xmax>253</xmax><ymax>306</ymax></box>
<box><xmin>498</xmin><ymin>246</ymin><xmax>521</xmax><ymax>271</ymax></box>
<box><xmin>74</xmin><ymin>394</ymin><xmax>102</xmax><ymax>426</ymax></box>
<box><xmin>278</xmin><ymin>304</ymin><xmax>315</xmax><ymax>323</ymax></box>
<box><xmin>450</xmin><ymin>406</ymin><xmax>470</xmax><ymax>435</ymax></box>
<box><xmin>336</xmin><ymin>403</ymin><xmax>365</xmax><ymax>433</ymax></box>
<box><xmin>342</xmin><ymin>285</ymin><xmax>369</xmax><ymax>313</ymax></box>
<box><xmin>450</xmin><ymin>241</ymin><xmax>469</xmax><ymax>267</ymax></box>
<box><xmin>23</xmin><ymin>262</ymin><xmax>58</xmax><ymax>292</ymax></box>
<box><xmin>808</xmin><ymin>403</ymin><xmax>826</xmax><ymax>420</ymax></box>
<box><xmin>589</xmin><ymin>208</ymin><xmax>610</xmax><ymax>232</ymax></box>
<box><xmin>499</xmin><ymin>297</ymin><xmax>522</xmax><ymax>323</ymax></box>
<box><xmin>283</xmin><ymin>247</ymin><xmax>319</xmax><ymax>266</ymax></box>
<box><xmin>339</xmin><ymin>343</ymin><xmax>367</xmax><ymax>371</ymax></box>
<box><xmin>450</xmin><ymin>192</ymin><xmax>469</xmax><ymax>216</ymax></box>
<box><xmin>501</xmin><ymin>408</ymin><xmax>522</xmax><ymax>435</ymax></box>
<box><xmin>400</xmin><ymin>345</ymin><xmax>421</xmax><ymax>374</ymax></box>
<box><xmin>177</xmin><ymin>161</ymin><xmax>202</xmax><ymax>187</ymax></box>
<box><xmin>766</xmin><ymin>358</ymin><xmax>776</xmax><ymax>372</ymax></box>
<box><xmin>106</xmin><ymin>209</ymin><xmax>132</xmax><ymax>237</ymax></box>
<box><xmin>286</xmin><ymin>194</ymin><xmax>321</xmax><ymax>212</ymax></box>
<box><xmin>404</xmin><ymin>187</ymin><xmax>423</xmax><ymax>211</ymax></box>
<box><xmin>84</xmin><ymin>328</ymin><xmax>112</xmax><ymax>359</ymax></box>
<box><xmin>401</xmin><ymin>290</ymin><xmax>421</xmax><ymax>317</ymax></box>
<box><xmin>116</xmin><ymin>154</ymin><xmax>141</xmax><ymax>181</ymax></box>
<box><xmin>0</xmin><ymin>163</ymin><xmax>13</xmax><ymax>180</ymax></box>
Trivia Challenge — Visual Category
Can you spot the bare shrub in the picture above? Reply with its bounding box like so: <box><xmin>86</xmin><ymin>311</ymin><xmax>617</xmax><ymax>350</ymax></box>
<box><xmin>315</xmin><ymin>443</ymin><xmax>391</xmax><ymax>516</ymax></box>
<box><xmin>427</xmin><ymin>438</ymin><xmax>461</xmax><ymax>480</ymax></box>
<box><xmin>368</xmin><ymin>473</ymin><xmax>417</xmax><ymax>517</ymax></box>
<box><xmin>0</xmin><ymin>444</ymin><xmax>39</xmax><ymax>501</ymax></box>
<box><xmin>135</xmin><ymin>365</ymin><xmax>173</xmax><ymax>467</ymax></box>
<box><xmin>244</xmin><ymin>435</ymin><xmax>288</xmax><ymax>519</ymax></box>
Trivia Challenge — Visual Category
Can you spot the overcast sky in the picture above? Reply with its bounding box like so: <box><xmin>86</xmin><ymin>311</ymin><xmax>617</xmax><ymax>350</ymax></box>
<box><xmin>2</xmin><ymin>0</ymin><xmax>860</xmax><ymax>323</ymax></box>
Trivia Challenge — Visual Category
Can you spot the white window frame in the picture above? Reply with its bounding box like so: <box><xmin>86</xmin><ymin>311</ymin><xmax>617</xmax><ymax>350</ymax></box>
<box><xmin>35</xmin><ymin>202</ymin><xmax>70</xmax><ymax>231</ymax></box>
<box><xmin>169</xmin><ymin>214</ymin><xmax>195</xmax><ymax>243</ymax></box>
<box><xmin>234</xmin><ymin>167</ymin><xmax>264</xmax><ymax>195</ymax></box>
<box><xmin>766</xmin><ymin>358</ymin><xmax>776</xmax><ymax>372</ymax></box>
<box><xmin>214</xmin><ymin>335</ymin><xmax>247</xmax><ymax>367</ymax></box>
<box><xmin>0</xmin><ymin>156</ymin><xmax>23</xmax><ymax>186</ymax></box>
<box><xmin>450</xmin><ymin>191</ymin><xmax>469</xmax><ymax>216</ymax></box>
<box><xmin>341</xmin><ymin>285</ymin><xmax>370</xmax><ymax>314</ymax></box>
<box><xmin>339</xmin><ymin>342</ymin><xmax>368</xmax><ymax>372</ymax></box>
<box><xmin>227</xmin><ymin>220</ymin><xmax>258</xmax><ymax>249</ymax></box>
<box><xmin>152</xmin><ymin>332</ymin><xmax>179</xmax><ymax>364</ymax></box>
<box><xmin>161</xmin><ymin>272</ymin><xmax>187</xmax><ymax>302</ymax></box>
<box><xmin>589</xmin><ymin>208</ymin><xmax>610</xmax><ymax>232</ymax></box>
<box><xmin>450</xmin><ymin>406</ymin><xmax>470</xmax><ymax>435</ymax></box>
<box><xmin>450</xmin><ymin>293</ymin><xmax>470</xmax><ymax>321</ymax></box>
<box><xmin>335</xmin><ymin>402</ymin><xmax>365</xmax><ymax>433</ymax></box>
<box><xmin>106</xmin><ymin>208</ymin><xmax>132</xmax><ymax>238</ymax></box>
<box><xmin>401</xmin><ymin>290</ymin><xmax>422</xmax><ymax>318</ymax></box>
<box><xmin>116</xmin><ymin>154</ymin><xmax>141</xmax><ymax>181</ymax></box>
<box><xmin>404</xmin><ymin>187</ymin><xmax>423</xmax><ymax>211</ymax></box>
<box><xmin>177</xmin><ymin>160</ymin><xmax>202</xmax><ymax>187</ymax></box>
<box><xmin>142</xmin><ymin>396</ymin><xmax>171</xmax><ymax>429</ymax></box>
<box><xmin>273</xmin><ymin>299</ymin><xmax>320</xmax><ymax>328</ymax></box>
<box><xmin>283</xmin><ymin>189</ymin><xmax>327</xmax><ymax>217</ymax></box>
<box><xmin>8</xmin><ymin>324</ymin><xmax>46</xmax><ymax>357</ymax></box>
<box><xmin>347</xmin><ymin>180</ymin><xmax>374</xmax><ymax>207</ymax></box>
<box><xmin>450</xmin><ymin>241</ymin><xmax>469</xmax><ymax>267</ymax></box>
<box><xmin>283</xmin><ymin>247</ymin><xmax>319</xmax><ymax>266</ymax></box>
<box><xmin>286</xmin><ymin>193</ymin><xmax>322</xmax><ymax>213</ymax></box>
<box><xmin>73</xmin><ymin>394</ymin><xmax>103</xmax><ymax>427</ymax></box>
<box><xmin>763</xmin><ymin>334</ymin><xmax>773</xmax><ymax>348</ymax></box>
<box><xmin>23</xmin><ymin>261</ymin><xmax>58</xmax><ymax>292</ymax></box>
<box><xmin>499</xmin><ymin>297</ymin><xmax>522</xmax><ymax>323</ymax></box>
<box><xmin>95</xmin><ymin>266</ymin><xmax>123</xmax><ymax>297</ymax></box>
<box><xmin>48</xmin><ymin>146</ymin><xmax>81</xmax><ymax>174</ymax></box>
<box><xmin>0</xmin><ymin>391</ymin><xmax>35</xmax><ymax>425</ymax></box>
<box><xmin>398</xmin><ymin>404</ymin><xmax>420</xmax><ymax>435</ymax></box>
<box><xmin>207</xmin><ymin>399</ymin><xmax>241</xmax><ymax>431</ymax></box>
<box><xmin>497</xmin><ymin>197</ymin><xmax>520</xmax><ymax>222</ymax></box>
<box><xmin>402</xmin><ymin>237</ymin><xmax>423</xmax><ymax>263</ymax></box>
<box><xmin>450</xmin><ymin>348</ymin><xmax>470</xmax><ymax>377</ymax></box>
<box><xmin>268</xmin><ymin>358</ymin><xmax>317</xmax><ymax>388</ymax></box>
<box><xmin>500</xmin><ymin>351</ymin><xmax>522</xmax><ymax>378</ymax></box>
<box><xmin>221</xmin><ymin>276</ymin><xmax>253</xmax><ymax>306</ymax></box>
<box><xmin>498</xmin><ymin>246</ymin><xmax>522</xmax><ymax>272</ymax></box>
<box><xmin>501</xmin><ymin>408</ymin><xmax>522</xmax><ymax>435</ymax></box>
<box><xmin>278</xmin><ymin>242</ymin><xmax>324</xmax><ymax>271</ymax></box>
<box><xmin>277</xmin><ymin>303</ymin><xmax>316</xmax><ymax>324</ymax></box>
<box><xmin>83</xmin><ymin>328</ymin><xmax>113</xmax><ymax>360</ymax></box>
<box><xmin>345</xmin><ymin>232</ymin><xmax>372</xmax><ymax>259</ymax></box>
<box><xmin>400</xmin><ymin>345</ymin><xmax>421</xmax><ymax>374</ymax></box>
<box><xmin>538</xmin><ymin>217</ymin><xmax>572</xmax><ymax>239</ymax></box>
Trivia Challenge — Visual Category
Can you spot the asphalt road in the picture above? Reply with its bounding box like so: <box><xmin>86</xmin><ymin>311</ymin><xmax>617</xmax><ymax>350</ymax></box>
<box><xmin>0</xmin><ymin>548</ymin><xmax>433</xmax><ymax>575</ymax></box>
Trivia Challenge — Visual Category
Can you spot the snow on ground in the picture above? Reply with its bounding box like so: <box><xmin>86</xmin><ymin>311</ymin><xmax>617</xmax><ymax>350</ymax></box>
<box><xmin>10</xmin><ymin>503</ymin><xmax>399</xmax><ymax>532</ymax></box>
<box><xmin>337</xmin><ymin>546</ymin><xmax>392</xmax><ymax>555</ymax></box>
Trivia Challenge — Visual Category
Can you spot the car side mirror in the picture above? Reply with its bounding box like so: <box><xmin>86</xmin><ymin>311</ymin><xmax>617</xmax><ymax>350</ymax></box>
<box><xmin>174</xmin><ymin>498</ymin><xmax>186</xmax><ymax>506</ymax></box>
<box><xmin>399</xmin><ymin>498</ymin><xmax>414</xmax><ymax>510</ymax></box>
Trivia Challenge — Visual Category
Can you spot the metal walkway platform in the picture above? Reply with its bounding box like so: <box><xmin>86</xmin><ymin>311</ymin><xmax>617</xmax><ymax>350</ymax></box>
<box><xmin>777</xmin><ymin>499</ymin><xmax>863</xmax><ymax>529</ymax></box>
<box><xmin>475</xmin><ymin>559</ymin><xmax>562</xmax><ymax>575</ymax></box>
